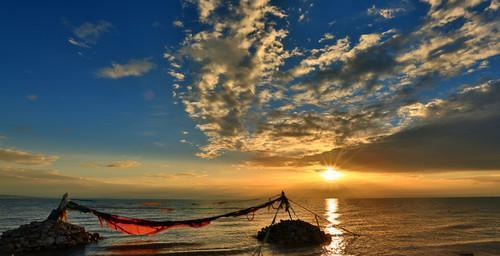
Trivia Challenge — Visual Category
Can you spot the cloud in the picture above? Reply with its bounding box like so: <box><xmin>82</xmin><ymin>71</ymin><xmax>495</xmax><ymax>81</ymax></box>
<box><xmin>457</xmin><ymin>175</ymin><xmax>500</xmax><ymax>184</ymax></box>
<box><xmin>251</xmin><ymin>79</ymin><xmax>500</xmax><ymax>172</ymax></box>
<box><xmin>153</xmin><ymin>142</ymin><xmax>166</xmax><ymax>147</ymax></box>
<box><xmin>167</xmin><ymin>0</ymin><xmax>291</xmax><ymax>158</ymax></box>
<box><xmin>173</xmin><ymin>20</ymin><xmax>184</xmax><ymax>27</ymax></box>
<box><xmin>0</xmin><ymin>166</ymin><xmax>75</xmax><ymax>181</ymax></box>
<box><xmin>298</xmin><ymin>13</ymin><xmax>305</xmax><ymax>22</ymax></box>
<box><xmin>72</xmin><ymin>20</ymin><xmax>112</xmax><ymax>45</ymax></box>
<box><xmin>168</xmin><ymin>70</ymin><xmax>185</xmax><ymax>81</ymax></box>
<box><xmin>68</xmin><ymin>38</ymin><xmax>89</xmax><ymax>48</ymax></box>
<box><xmin>169</xmin><ymin>0</ymin><xmax>499</xmax><ymax>165</ymax></box>
<box><xmin>194</xmin><ymin>0</ymin><xmax>220</xmax><ymax>22</ymax></box>
<box><xmin>317</xmin><ymin>114</ymin><xmax>500</xmax><ymax>172</ymax></box>
<box><xmin>318</xmin><ymin>33</ymin><xmax>334</xmax><ymax>43</ymax></box>
<box><xmin>146</xmin><ymin>171</ymin><xmax>207</xmax><ymax>179</ymax></box>
<box><xmin>489</xmin><ymin>0</ymin><xmax>499</xmax><ymax>10</ymax></box>
<box><xmin>98</xmin><ymin>59</ymin><xmax>154</xmax><ymax>79</ymax></box>
<box><xmin>25</xmin><ymin>94</ymin><xmax>38</xmax><ymax>101</ymax></box>
<box><xmin>0</xmin><ymin>148</ymin><xmax>58</xmax><ymax>165</ymax></box>
<box><xmin>367</xmin><ymin>5</ymin><xmax>405</xmax><ymax>19</ymax></box>
<box><xmin>81</xmin><ymin>160</ymin><xmax>142</xmax><ymax>168</ymax></box>
<box><xmin>0</xmin><ymin>166</ymin><xmax>242</xmax><ymax>199</ymax></box>
<box><xmin>298</xmin><ymin>3</ymin><xmax>313</xmax><ymax>23</ymax></box>
<box><xmin>0</xmin><ymin>166</ymin><xmax>118</xmax><ymax>197</ymax></box>
<box><xmin>105</xmin><ymin>160</ymin><xmax>141</xmax><ymax>168</ymax></box>
<box><xmin>67</xmin><ymin>21</ymin><xmax>112</xmax><ymax>48</ymax></box>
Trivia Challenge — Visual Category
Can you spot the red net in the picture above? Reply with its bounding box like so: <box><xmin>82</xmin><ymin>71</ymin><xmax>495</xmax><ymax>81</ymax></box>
<box><xmin>67</xmin><ymin>194</ymin><xmax>285</xmax><ymax>236</ymax></box>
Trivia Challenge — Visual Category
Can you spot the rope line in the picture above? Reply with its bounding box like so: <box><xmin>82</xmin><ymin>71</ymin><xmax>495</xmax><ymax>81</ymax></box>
<box><xmin>287</xmin><ymin>198</ymin><xmax>360</xmax><ymax>236</ymax></box>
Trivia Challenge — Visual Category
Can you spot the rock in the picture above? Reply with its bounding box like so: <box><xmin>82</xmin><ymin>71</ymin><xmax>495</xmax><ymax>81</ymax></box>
<box><xmin>256</xmin><ymin>219</ymin><xmax>331</xmax><ymax>247</ymax></box>
<box><xmin>0</xmin><ymin>219</ymin><xmax>101</xmax><ymax>254</ymax></box>
<box><xmin>55</xmin><ymin>235</ymin><xmax>67</xmax><ymax>245</ymax></box>
<box><xmin>44</xmin><ymin>236</ymin><xmax>55</xmax><ymax>245</ymax></box>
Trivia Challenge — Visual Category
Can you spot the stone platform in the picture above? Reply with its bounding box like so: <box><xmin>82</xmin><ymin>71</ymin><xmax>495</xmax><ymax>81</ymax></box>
<box><xmin>256</xmin><ymin>219</ymin><xmax>331</xmax><ymax>246</ymax></box>
<box><xmin>0</xmin><ymin>219</ymin><xmax>100</xmax><ymax>253</ymax></box>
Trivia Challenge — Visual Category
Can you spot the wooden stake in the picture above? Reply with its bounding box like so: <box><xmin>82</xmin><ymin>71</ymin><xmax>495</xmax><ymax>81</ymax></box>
<box><xmin>46</xmin><ymin>193</ymin><xmax>69</xmax><ymax>221</ymax></box>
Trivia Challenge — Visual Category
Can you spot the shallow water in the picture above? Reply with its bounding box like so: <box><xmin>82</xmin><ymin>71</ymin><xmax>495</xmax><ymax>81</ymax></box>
<box><xmin>1</xmin><ymin>197</ymin><xmax>499</xmax><ymax>256</ymax></box>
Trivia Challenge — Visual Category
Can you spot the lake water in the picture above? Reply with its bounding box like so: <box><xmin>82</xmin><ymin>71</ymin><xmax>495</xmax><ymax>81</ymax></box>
<box><xmin>1</xmin><ymin>197</ymin><xmax>499</xmax><ymax>256</ymax></box>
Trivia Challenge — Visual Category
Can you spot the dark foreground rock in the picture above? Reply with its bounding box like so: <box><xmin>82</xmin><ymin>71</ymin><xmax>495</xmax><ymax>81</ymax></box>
<box><xmin>0</xmin><ymin>219</ymin><xmax>100</xmax><ymax>253</ymax></box>
<box><xmin>256</xmin><ymin>219</ymin><xmax>331</xmax><ymax>246</ymax></box>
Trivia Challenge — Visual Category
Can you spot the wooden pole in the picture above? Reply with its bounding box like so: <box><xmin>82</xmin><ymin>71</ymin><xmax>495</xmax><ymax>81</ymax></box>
<box><xmin>46</xmin><ymin>193</ymin><xmax>69</xmax><ymax>221</ymax></box>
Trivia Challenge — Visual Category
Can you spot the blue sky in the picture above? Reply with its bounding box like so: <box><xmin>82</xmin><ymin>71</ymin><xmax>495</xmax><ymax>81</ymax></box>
<box><xmin>1</xmin><ymin>0</ymin><xmax>197</xmax><ymax>157</ymax></box>
<box><xmin>0</xmin><ymin>0</ymin><xmax>499</xmax><ymax>198</ymax></box>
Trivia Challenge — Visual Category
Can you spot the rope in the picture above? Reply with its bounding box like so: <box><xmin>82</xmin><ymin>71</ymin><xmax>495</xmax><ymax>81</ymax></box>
<box><xmin>288</xmin><ymin>203</ymin><xmax>298</xmax><ymax>219</ymax></box>
<box><xmin>246</xmin><ymin>211</ymin><xmax>255</xmax><ymax>221</ymax></box>
<box><xmin>287</xmin><ymin>198</ymin><xmax>360</xmax><ymax>237</ymax></box>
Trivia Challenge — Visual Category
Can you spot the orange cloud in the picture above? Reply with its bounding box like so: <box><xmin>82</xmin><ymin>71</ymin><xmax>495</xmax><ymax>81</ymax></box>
<box><xmin>0</xmin><ymin>148</ymin><xmax>58</xmax><ymax>166</ymax></box>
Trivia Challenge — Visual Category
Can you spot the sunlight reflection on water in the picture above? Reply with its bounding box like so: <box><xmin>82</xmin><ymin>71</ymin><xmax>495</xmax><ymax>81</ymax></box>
<box><xmin>323</xmin><ymin>198</ymin><xmax>344</xmax><ymax>256</ymax></box>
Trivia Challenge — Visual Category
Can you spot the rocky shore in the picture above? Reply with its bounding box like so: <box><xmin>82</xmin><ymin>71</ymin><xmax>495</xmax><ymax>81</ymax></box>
<box><xmin>256</xmin><ymin>219</ymin><xmax>331</xmax><ymax>246</ymax></box>
<box><xmin>0</xmin><ymin>219</ymin><xmax>100</xmax><ymax>254</ymax></box>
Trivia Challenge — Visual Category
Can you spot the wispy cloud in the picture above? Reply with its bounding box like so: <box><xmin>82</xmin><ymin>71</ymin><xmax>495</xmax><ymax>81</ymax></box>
<box><xmin>74</xmin><ymin>21</ymin><xmax>112</xmax><ymax>42</ymax></box>
<box><xmin>0</xmin><ymin>166</ymin><xmax>238</xmax><ymax>199</ymax></box>
<box><xmin>81</xmin><ymin>160</ymin><xmax>141</xmax><ymax>168</ymax></box>
<box><xmin>67</xmin><ymin>20</ymin><xmax>112</xmax><ymax>48</ymax></box>
<box><xmin>68</xmin><ymin>38</ymin><xmax>89</xmax><ymax>48</ymax></box>
<box><xmin>146</xmin><ymin>171</ymin><xmax>207</xmax><ymax>179</ymax></box>
<box><xmin>106</xmin><ymin>160</ymin><xmax>141</xmax><ymax>168</ymax></box>
<box><xmin>172</xmin><ymin>20</ymin><xmax>184</xmax><ymax>27</ymax></box>
<box><xmin>98</xmin><ymin>59</ymin><xmax>155</xmax><ymax>79</ymax></box>
<box><xmin>0</xmin><ymin>148</ymin><xmax>58</xmax><ymax>165</ymax></box>
<box><xmin>0</xmin><ymin>167</ymin><xmax>74</xmax><ymax>181</ymax></box>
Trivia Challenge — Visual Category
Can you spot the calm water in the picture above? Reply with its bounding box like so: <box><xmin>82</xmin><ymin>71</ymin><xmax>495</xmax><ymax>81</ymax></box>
<box><xmin>1</xmin><ymin>197</ymin><xmax>499</xmax><ymax>256</ymax></box>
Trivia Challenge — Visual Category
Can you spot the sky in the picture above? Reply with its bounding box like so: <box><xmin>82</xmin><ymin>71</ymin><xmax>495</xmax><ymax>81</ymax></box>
<box><xmin>0</xmin><ymin>0</ymin><xmax>499</xmax><ymax>199</ymax></box>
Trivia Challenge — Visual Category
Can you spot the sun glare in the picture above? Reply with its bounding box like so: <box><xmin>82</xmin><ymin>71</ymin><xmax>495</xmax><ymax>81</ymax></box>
<box><xmin>322</xmin><ymin>167</ymin><xmax>343</xmax><ymax>181</ymax></box>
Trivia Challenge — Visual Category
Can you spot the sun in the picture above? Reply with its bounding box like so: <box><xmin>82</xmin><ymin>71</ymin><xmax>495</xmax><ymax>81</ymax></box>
<box><xmin>322</xmin><ymin>167</ymin><xmax>343</xmax><ymax>181</ymax></box>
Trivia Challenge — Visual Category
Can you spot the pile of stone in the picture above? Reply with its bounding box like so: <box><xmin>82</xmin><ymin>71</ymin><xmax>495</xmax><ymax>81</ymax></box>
<box><xmin>256</xmin><ymin>219</ymin><xmax>331</xmax><ymax>246</ymax></box>
<box><xmin>0</xmin><ymin>219</ymin><xmax>100</xmax><ymax>253</ymax></box>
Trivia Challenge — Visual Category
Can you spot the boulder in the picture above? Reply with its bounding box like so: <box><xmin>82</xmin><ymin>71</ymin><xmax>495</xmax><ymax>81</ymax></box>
<box><xmin>0</xmin><ymin>219</ymin><xmax>101</xmax><ymax>253</ymax></box>
<box><xmin>256</xmin><ymin>219</ymin><xmax>331</xmax><ymax>246</ymax></box>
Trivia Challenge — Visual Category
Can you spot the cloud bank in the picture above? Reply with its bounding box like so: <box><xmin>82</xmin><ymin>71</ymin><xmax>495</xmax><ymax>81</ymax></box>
<box><xmin>166</xmin><ymin>0</ymin><xmax>499</xmax><ymax>171</ymax></box>
<box><xmin>251</xmin><ymin>79</ymin><xmax>500</xmax><ymax>171</ymax></box>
